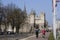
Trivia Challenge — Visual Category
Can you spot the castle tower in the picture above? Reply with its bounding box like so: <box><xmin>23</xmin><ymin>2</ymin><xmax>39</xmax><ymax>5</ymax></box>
<box><xmin>29</xmin><ymin>10</ymin><xmax>36</xmax><ymax>25</ymax></box>
<box><xmin>39</xmin><ymin>12</ymin><xmax>46</xmax><ymax>29</ymax></box>
<box><xmin>29</xmin><ymin>10</ymin><xmax>36</xmax><ymax>32</ymax></box>
<box><xmin>39</xmin><ymin>12</ymin><xmax>45</xmax><ymax>21</ymax></box>
<box><xmin>23</xmin><ymin>4</ymin><xmax>26</xmax><ymax>13</ymax></box>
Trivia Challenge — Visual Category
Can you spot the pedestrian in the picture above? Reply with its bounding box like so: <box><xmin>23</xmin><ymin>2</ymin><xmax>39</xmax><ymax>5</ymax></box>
<box><xmin>41</xmin><ymin>28</ymin><xmax>46</xmax><ymax>38</ymax></box>
<box><xmin>35</xmin><ymin>26</ymin><xmax>40</xmax><ymax>38</ymax></box>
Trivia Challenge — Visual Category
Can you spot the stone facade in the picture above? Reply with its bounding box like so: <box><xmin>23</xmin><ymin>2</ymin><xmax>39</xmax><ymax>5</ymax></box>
<box><xmin>20</xmin><ymin>11</ymin><xmax>46</xmax><ymax>33</ymax></box>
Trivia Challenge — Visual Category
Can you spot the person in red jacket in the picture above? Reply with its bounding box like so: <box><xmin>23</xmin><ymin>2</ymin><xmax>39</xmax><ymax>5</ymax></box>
<box><xmin>41</xmin><ymin>28</ymin><xmax>46</xmax><ymax>38</ymax></box>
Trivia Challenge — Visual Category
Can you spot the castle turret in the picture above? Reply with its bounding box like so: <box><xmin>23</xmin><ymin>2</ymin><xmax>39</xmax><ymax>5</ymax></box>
<box><xmin>29</xmin><ymin>10</ymin><xmax>36</xmax><ymax>24</ymax></box>
<box><xmin>39</xmin><ymin>12</ymin><xmax>46</xmax><ymax>29</ymax></box>
<box><xmin>23</xmin><ymin>4</ymin><xmax>26</xmax><ymax>13</ymax></box>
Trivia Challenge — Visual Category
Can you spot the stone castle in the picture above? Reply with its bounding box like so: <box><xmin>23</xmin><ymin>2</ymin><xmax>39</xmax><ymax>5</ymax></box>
<box><xmin>1</xmin><ymin>6</ymin><xmax>47</xmax><ymax>33</ymax></box>
<box><xmin>19</xmin><ymin>10</ymin><xmax>46</xmax><ymax>33</ymax></box>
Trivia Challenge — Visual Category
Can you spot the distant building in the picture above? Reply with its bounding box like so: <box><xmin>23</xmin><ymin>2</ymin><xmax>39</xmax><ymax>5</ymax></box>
<box><xmin>56</xmin><ymin>19</ymin><xmax>60</xmax><ymax>29</ymax></box>
<box><xmin>48</xmin><ymin>26</ymin><xmax>53</xmax><ymax>30</ymax></box>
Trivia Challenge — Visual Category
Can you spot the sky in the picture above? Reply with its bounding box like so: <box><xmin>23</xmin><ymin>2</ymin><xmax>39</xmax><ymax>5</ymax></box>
<box><xmin>1</xmin><ymin>0</ymin><xmax>60</xmax><ymax>26</ymax></box>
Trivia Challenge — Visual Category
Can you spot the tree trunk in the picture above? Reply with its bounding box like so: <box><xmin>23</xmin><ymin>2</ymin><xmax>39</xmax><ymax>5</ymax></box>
<box><xmin>16</xmin><ymin>25</ymin><xmax>20</xmax><ymax>33</ymax></box>
<box><xmin>4</xmin><ymin>23</ymin><xmax>7</xmax><ymax>32</ymax></box>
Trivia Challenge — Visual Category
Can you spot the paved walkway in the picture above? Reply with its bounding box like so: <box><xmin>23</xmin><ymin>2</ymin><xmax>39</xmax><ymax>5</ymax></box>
<box><xmin>20</xmin><ymin>32</ymin><xmax>50</xmax><ymax>40</ymax></box>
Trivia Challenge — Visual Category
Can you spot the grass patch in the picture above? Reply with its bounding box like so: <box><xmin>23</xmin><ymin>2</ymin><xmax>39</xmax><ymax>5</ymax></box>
<box><xmin>48</xmin><ymin>32</ymin><xmax>54</xmax><ymax>40</ymax></box>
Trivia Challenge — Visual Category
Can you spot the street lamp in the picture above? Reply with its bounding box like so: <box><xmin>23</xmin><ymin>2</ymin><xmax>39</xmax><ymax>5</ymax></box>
<box><xmin>53</xmin><ymin>0</ymin><xmax>56</xmax><ymax>40</ymax></box>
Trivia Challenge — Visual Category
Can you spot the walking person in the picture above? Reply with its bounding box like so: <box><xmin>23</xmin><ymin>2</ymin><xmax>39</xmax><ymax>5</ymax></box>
<box><xmin>41</xmin><ymin>28</ymin><xmax>46</xmax><ymax>38</ymax></box>
<box><xmin>35</xmin><ymin>26</ymin><xmax>40</xmax><ymax>38</ymax></box>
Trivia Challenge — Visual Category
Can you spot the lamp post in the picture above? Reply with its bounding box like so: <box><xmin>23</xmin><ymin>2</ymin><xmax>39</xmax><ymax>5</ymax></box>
<box><xmin>53</xmin><ymin>0</ymin><xmax>56</xmax><ymax>40</ymax></box>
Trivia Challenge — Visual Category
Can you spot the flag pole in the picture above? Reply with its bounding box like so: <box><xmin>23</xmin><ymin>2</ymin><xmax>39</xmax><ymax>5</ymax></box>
<box><xmin>53</xmin><ymin>0</ymin><xmax>56</xmax><ymax>40</ymax></box>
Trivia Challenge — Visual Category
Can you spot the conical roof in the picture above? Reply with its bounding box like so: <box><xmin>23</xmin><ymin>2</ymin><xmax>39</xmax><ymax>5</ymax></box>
<box><xmin>30</xmin><ymin>10</ymin><xmax>36</xmax><ymax>15</ymax></box>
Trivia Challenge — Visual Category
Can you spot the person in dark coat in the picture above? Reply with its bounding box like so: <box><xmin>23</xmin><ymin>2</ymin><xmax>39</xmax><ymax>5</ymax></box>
<box><xmin>35</xmin><ymin>26</ymin><xmax>40</xmax><ymax>38</ymax></box>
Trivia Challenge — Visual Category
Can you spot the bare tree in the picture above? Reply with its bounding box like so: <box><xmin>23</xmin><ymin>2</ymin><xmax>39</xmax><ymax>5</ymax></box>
<box><xmin>6</xmin><ymin>4</ymin><xmax>27</xmax><ymax>33</ymax></box>
<box><xmin>0</xmin><ymin>3</ymin><xmax>27</xmax><ymax>33</ymax></box>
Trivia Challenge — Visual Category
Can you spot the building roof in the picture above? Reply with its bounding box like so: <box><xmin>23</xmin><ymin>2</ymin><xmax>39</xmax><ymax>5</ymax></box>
<box><xmin>29</xmin><ymin>10</ymin><xmax>36</xmax><ymax>15</ymax></box>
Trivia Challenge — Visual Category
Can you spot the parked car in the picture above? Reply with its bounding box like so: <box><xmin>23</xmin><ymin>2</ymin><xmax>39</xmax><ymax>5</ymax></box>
<box><xmin>0</xmin><ymin>31</ymin><xmax>4</xmax><ymax>35</ymax></box>
<box><xmin>7</xmin><ymin>31</ymin><xmax>15</xmax><ymax>35</ymax></box>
